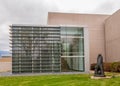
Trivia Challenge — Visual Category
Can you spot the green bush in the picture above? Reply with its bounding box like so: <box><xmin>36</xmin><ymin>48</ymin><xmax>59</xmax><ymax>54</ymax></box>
<box><xmin>111</xmin><ymin>62</ymin><xmax>120</xmax><ymax>72</ymax></box>
<box><xmin>91</xmin><ymin>62</ymin><xmax>120</xmax><ymax>72</ymax></box>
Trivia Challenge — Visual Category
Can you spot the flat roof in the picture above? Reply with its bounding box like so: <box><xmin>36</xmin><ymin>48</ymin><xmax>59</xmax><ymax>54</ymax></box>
<box><xmin>10</xmin><ymin>24</ymin><xmax>60</xmax><ymax>28</ymax></box>
<box><xmin>10</xmin><ymin>24</ymin><xmax>87</xmax><ymax>28</ymax></box>
<box><xmin>48</xmin><ymin>12</ymin><xmax>110</xmax><ymax>16</ymax></box>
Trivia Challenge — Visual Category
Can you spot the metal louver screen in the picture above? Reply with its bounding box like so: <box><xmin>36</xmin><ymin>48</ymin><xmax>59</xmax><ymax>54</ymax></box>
<box><xmin>10</xmin><ymin>25</ymin><xmax>61</xmax><ymax>73</ymax></box>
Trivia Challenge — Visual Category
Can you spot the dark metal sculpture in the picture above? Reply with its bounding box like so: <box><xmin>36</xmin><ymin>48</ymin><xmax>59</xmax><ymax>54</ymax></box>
<box><xmin>94</xmin><ymin>54</ymin><xmax>105</xmax><ymax>77</ymax></box>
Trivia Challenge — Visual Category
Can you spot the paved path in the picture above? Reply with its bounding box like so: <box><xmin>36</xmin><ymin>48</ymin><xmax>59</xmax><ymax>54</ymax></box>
<box><xmin>0</xmin><ymin>72</ymin><xmax>89</xmax><ymax>77</ymax></box>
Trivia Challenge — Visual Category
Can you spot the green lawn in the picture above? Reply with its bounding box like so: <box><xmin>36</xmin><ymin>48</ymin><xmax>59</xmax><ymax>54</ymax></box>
<box><xmin>0</xmin><ymin>74</ymin><xmax>120</xmax><ymax>86</ymax></box>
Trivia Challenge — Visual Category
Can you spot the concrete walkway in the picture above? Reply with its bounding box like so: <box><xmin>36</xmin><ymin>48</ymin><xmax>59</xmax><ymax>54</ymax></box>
<box><xmin>0</xmin><ymin>72</ymin><xmax>89</xmax><ymax>77</ymax></box>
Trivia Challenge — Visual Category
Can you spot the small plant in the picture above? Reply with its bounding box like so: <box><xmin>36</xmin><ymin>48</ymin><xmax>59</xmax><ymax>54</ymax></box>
<box><xmin>111</xmin><ymin>62</ymin><xmax>120</xmax><ymax>72</ymax></box>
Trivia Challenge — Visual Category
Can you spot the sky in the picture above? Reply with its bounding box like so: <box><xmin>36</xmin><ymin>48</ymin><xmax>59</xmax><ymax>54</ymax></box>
<box><xmin>0</xmin><ymin>0</ymin><xmax>120</xmax><ymax>52</ymax></box>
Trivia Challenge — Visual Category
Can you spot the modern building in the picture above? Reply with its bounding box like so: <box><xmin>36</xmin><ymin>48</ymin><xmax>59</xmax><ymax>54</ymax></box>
<box><xmin>10</xmin><ymin>9</ymin><xmax>120</xmax><ymax>73</ymax></box>
<box><xmin>10</xmin><ymin>25</ymin><xmax>89</xmax><ymax>73</ymax></box>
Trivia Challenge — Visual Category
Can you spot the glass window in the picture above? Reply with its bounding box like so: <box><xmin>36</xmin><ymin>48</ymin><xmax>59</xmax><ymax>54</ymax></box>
<box><xmin>61</xmin><ymin>27</ymin><xmax>84</xmax><ymax>72</ymax></box>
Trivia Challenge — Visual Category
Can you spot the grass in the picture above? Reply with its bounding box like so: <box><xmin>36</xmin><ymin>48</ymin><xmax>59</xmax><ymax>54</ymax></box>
<box><xmin>0</xmin><ymin>74</ymin><xmax>120</xmax><ymax>86</ymax></box>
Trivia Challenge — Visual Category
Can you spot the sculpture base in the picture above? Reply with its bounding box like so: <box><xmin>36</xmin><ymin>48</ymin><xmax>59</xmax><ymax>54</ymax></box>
<box><xmin>91</xmin><ymin>76</ymin><xmax>112</xmax><ymax>79</ymax></box>
<box><xmin>94</xmin><ymin>74</ymin><xmax>106</xmax><ymax>77</ymax></box>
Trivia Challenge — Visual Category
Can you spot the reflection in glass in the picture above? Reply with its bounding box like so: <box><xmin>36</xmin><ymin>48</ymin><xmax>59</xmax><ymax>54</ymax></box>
<box><xmin>61</xmin><ymin>27</ymin><xmax>84</xmax><ymax>72</ymax></box>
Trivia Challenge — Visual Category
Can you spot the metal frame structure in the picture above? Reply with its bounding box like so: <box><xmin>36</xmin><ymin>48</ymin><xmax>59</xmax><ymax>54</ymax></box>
<box><xmin>10</xmin><ymin>25</ymin><xmax>61</xmax><ymax>73</ymax></box>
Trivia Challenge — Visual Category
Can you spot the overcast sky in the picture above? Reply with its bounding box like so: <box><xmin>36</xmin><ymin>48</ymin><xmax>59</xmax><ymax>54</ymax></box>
<box><xmin>0</xmin><ymin>0</ymin><xmax>120</xmax><ymax>52</ymax></box>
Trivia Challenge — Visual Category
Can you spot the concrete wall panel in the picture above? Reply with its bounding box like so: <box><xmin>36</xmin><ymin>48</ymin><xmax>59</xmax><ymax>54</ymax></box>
<box><xmin>105</xmin><ymin>10</ymin><xmax>120</xmax><ymax>62</ymax></box>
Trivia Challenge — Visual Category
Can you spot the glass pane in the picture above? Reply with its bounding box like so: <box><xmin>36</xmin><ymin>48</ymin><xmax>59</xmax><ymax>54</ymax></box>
<box><xmin>61</xmin><ymin>27</ymin><xmax>84</xmax><ymax>72</ymax></box>
<box><xmin>61</xmin><ymin>36</ymin><xmax>84</xmax><ymax>56</ymax></box>
<box><xmin>61</xmin><ymin>57</ymin><xmax>84</xmax><ymax>72</ymax></box>
<box><xmin>66</xmin><ymin>27</ymin><xmax>83</xmax><ymax>36</ymax></box>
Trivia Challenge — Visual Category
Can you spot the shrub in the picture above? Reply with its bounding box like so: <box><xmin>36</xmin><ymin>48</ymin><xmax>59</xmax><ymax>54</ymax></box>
<box><xmin>90</xmin><ymin>63</ymin><xmax>96</xmax><ymax>70</ymax></box>
<box><xmin>103</xmin><ymin>63</ymin><xmax>111</xmax><ymax>72</ymax></box>
<box><xmin>111</xmin><ymin>62</ymin><xmax>120</xmax><ymax>72</ymax></box>
<box><xmin>90</xmin><ymin>63</ymin><xmax>111</xmax><ymax>72</ymax></box>
<box><xmin>91</xmin><ymin>62</ymin><xmax>120</xmax><ymax>72</ymax></box>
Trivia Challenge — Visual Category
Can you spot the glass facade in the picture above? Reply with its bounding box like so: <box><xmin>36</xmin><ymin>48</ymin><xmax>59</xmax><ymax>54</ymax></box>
<box><xmin>11</xmin><ymin>26</ymin><xmax>61</xmax><ymax>73</ymax></box>
<box><xmin>10</xmin><ymin>25</ymin><xmax>84</xmax><ymax>73</ymax></box>
<box><xmin>61</xmin><ymin>27</ymin><xmax>84</xmax><ymax>72</ymax></box>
